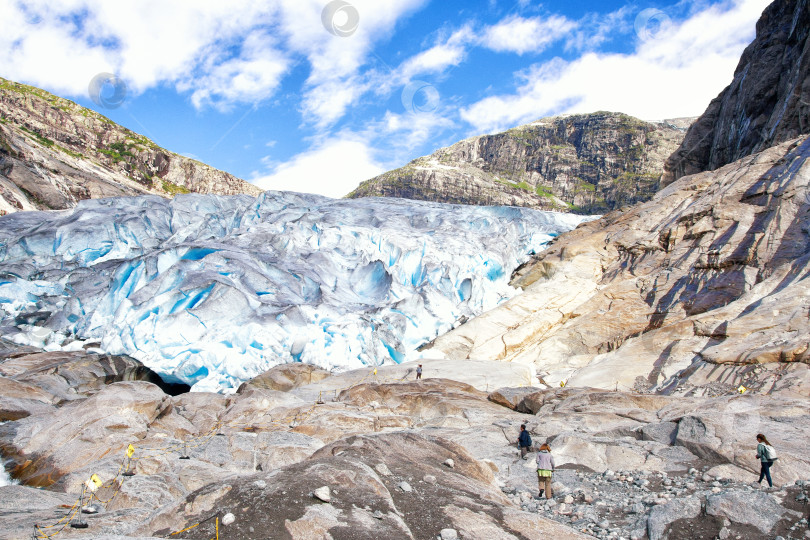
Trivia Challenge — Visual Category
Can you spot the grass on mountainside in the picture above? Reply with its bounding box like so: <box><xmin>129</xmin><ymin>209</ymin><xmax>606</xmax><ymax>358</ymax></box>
<box><xmin>613</xmin><ymin>171</ymin><xmax>660</xmax><ymax>186</ymax></box>
<box><xmin>19</xmin><ymin>126</ymin><xmax>54</xmax><ymax>147</ymax></box>
<box><xmin>99</xmin><ymin>141</ymin><xmax>137</xmax><ymax>163</ymax></box>
<box><xmin>535</xmin><ymin>185</ymin><xmax>555</xmax><ymax>198</ymax></box>
<box><xmin>161</xmin><ymin>179</ymin><xmax>191</xmax><ymax>196</ymax></box>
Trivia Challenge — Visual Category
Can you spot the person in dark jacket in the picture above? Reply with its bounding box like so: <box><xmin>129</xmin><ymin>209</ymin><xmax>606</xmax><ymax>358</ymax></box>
<box><xmin>755</xmin><ymin>433</ymin><xmax>775</xmax><ymax>488</ymax></box>
<box><xmin>536</xmin><ymin>443</ymin><xmax>555</xmax><ymax>499</ymax></box>
<box><xmin>517</xmin><ymin>424</ymin><xmax>532</xmax><ymax>459</ymax></box>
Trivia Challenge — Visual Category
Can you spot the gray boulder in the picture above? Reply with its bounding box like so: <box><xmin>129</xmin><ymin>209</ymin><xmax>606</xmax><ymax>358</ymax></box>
<box><xmin>706</xmin><ymin>490</ymin><xmax>786</xmax><ymax>534</ymax></box>
<box><xmin>646</xmin><ymin>497</ymin><xmax>701</xmax><ymax>540</ymax></box>
<box><xmin>640</xmin><ymin>422</ymin><xmax>678</xmax><ymax>445</ymax></box>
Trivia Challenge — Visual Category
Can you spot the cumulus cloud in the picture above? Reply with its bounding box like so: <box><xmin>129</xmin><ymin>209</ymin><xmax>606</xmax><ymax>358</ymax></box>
<box><xmin>460</xmin><ymin>0</ymin><xmax>771</xmax><ymax>133</ymax></box>
<box><xmin>399</xmin><ymin>26</ymin><xmax>475</xmax><ymax>79</ymax></box>
<box><xmin>0</xmin><ymin>0</ymin><xmax>426</xmax><ymax>124</ymax></box>
<box><xmin>0</xmin><ymin>0</ymin><xmax>283</xmax><ymax>102</ymax></box>
<box><xmin>186</xmin><ymin>32</ymin><xmax>289</xmax><ymax>111</ymax></box>
<box><xmin>253</xmin><ymin>137</ymin><xmax>386</xmax><ymax>198</ymax></box>
<box><xmin>274</xmin><ymin>0</ymin><xmax>428</xmax><ymax>127</ymax></box>
<box><xmin>481</xmin><ymin>15</ymin><xmax>577</xmax><ymax>55</ymax></box>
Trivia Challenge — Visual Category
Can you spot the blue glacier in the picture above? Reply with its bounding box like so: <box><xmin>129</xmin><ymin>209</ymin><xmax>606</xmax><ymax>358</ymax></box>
<box><xmin>0</xmin><ymin>191</ymin><xmax>594</xmax><ymax>392</ymax></box>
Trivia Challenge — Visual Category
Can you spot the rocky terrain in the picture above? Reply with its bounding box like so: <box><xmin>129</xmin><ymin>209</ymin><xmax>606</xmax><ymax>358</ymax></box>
<box><xmin>348</xmin><ymin>113</ymin><xmax>690</xmax><ymax>214</ymax></box>
<box><xmin>427</xmin><ymin>133</ymin><xmax>810</xmax><ymax>397</ymax></box>
<box><xmin>426</xmin><ymin>0</ymin><xmax>810</xmax><ymax>402</ymax></box>
<box><xmin>0</xmin><ymin>77</ymin><xmax>263</xmax><ymax>214</ymax></box>
<box><xmin>663</xmin><ymin>0</ymin><xmax>810</xmax><ymax>183</ymax></box>
<box><xmin>1</xmin><ymin>346</ymin><xmax>809</xmax><ymax>540</ymax></box>
<box><xmin>1</xmin><ymin>0</ymin><xmax>809</xmax><ymax>539</ymax></box>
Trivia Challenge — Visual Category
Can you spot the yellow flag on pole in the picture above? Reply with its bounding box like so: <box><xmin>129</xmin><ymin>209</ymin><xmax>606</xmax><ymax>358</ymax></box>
<box><xmin>86</xmin><ymin>474</ymin><xmax>103</xmax><ymax>492</ymax></box>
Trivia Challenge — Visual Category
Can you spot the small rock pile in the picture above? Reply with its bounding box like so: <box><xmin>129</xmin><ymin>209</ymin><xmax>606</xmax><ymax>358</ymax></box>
<box><xmin>503</xmin><ymin>469</ymin><xmax>810</xmax><ymax>539</ymax></box>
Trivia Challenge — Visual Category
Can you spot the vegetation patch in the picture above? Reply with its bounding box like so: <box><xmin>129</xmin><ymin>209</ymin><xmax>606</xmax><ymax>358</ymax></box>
<box><xmin>614</xmin><ymin>171</ymin><xmax>659</xmax><ymax>186</ymax></box>
<box><xmin>161</xmin><ymin>179</ymin><xmax>191</xmax><ymax>196</ymax></box>
<box><xmin>620</xmin><ymin>144</ymin><xmax>646</xmax><ymax>161</ymax></box>
<box><xmin>495</xmin><ymin>178</ymin><xmax>534</xmax><ymax>193</ymax></box>
<box><xmin>99</xmin><ymin>141</ymin><xmax>136</xmax><ymax>162</ymax></box>
<box><xmin>535</xmin><ymin>185</ymin><xmax>555</xmax><ymax>198</ymax></box>
<box><xmin>20</xmin><ymin>126</ymin><xmax>54</xmax><ymax>147</ymax></box>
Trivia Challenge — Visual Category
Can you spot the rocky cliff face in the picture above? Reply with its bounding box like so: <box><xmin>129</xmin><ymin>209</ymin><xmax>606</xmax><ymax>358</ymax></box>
<box><xmin>0</xmin><ymin>77</ymin><xmax>263</xmax><ymax>214</ymax></box>
<box><xmin>428</xmin><ymin>135</ymin><xmax>810</xmax><ymax>397</ymax></box>
<box><xmin>663</xmin><ymin>0</ymin><xmax>810</xmax><ymax>183</ymax></box>
<box><xmin>427</xmin><ymin>0</ymin><xmax>810</xmax><ymax>398</ymax></box>
<box><xmin>349</xmin><ymin>113</ymin><xmax>691</xmax><ymax>214</ymax></box>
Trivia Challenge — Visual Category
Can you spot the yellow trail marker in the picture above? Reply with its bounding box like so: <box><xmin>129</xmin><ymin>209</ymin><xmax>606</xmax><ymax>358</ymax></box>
<box><xmin>738</xmin><ymin>385</ymin><xmax>747</xmax><ymax>394</ymax></box>
<box><xmin>86</xmin><ymin>473</ymin><xmax>103</xmax><ymax>492</ymax></box>
<box><xmin>126</xmin><ymin>444</ymin><xmax>135</xmax><ymax>458</ymax></box>
<box><xmin>560</xmin><ymin>380</ymin><xmax>567</xmax><ymax>388</ymax></box>
<box><xmin>373</xmin><ymin>368</ymin><xmax>377</xmax><ymax>376</ymax></box>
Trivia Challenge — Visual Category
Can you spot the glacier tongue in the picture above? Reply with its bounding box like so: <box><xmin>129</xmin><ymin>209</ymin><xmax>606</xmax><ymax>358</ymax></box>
<box><xmin>0</xmin><ymin>191</ymin><xmax>592</xmax><ymax>392</ymax></box>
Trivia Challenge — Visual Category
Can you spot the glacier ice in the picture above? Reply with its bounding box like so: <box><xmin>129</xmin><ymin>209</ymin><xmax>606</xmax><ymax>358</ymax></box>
<box><xmin>0</xmin><ymin>191</ymin><xmax>593</xmax><ymax>392</ymax></box>
<box><xmin>0</xmin><ymin>423</ymin><xmax>14</xmax><ymax>487</ymax></box>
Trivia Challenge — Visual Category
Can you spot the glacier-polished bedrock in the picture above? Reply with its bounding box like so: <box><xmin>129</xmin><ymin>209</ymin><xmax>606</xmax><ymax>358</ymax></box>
<box><xmin>0</xmin><ymin>191</ymin><xmax>593</xmax><ymax>392</ymax></box>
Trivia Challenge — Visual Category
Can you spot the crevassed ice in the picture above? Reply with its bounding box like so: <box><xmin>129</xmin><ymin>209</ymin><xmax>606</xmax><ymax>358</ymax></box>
<box><xmin>0</xmin><ymin>192</ymin><xmax>594</xmax><ymax>392</ymax></box>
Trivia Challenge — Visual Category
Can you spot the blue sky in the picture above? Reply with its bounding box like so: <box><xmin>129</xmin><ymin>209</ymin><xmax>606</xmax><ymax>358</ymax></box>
<box><xmin>1</xmin><ymin>0</ymin><xmax>770</xmax><ymax>197</ymax></box>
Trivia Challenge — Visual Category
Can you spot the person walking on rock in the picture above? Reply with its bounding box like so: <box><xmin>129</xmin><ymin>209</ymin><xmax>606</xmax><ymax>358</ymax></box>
<box><xmin>416</xmin><ymin>364</ymin><xmax>422</xmax><ymax>380</ymax></box>
<box><xmin>755</xmin><ymin>433</ymin><xmax>777</xmax><ymax>488</ymax></box>
<box><xmin>536</xmin><ymin>443</ymin><xmax>555</xmax><ymax>499</ymax></box>
<box><xmin>517</xmin><ymin>424</ymin><xmax>532</xmax><ymax>459</ymax></box>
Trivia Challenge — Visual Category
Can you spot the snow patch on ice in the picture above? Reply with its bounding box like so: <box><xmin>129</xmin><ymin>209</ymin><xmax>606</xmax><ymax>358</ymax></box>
<box><xmin>0</xmin><ymin>192</ymin><xmax>594</xmax><ymax>393</ymax></box>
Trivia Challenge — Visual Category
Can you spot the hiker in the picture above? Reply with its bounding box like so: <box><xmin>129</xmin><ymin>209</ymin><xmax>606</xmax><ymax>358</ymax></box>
<box><xmin>416</xmin><ymin>364</ymin><xmax>422</xmax><ymax>380</ymax></box>
<box><xmin>536</xmin><ymin>443</ymin><xmax>555</xmax><ymax>499</ymax></box>
<box><xmin>755</xmin><ymin>433</ymin><xmax>777</xmax><ymax>488</ymax></box>
<box><xmin>517</xmin><ymin>424</ymin><xmax>532</xmax><ymax>459</ymax></box>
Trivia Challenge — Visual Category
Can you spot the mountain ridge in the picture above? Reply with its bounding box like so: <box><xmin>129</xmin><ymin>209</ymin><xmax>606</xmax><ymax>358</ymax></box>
<box><xmin>0</xmin><ymin>76</ymin><xmax>263</xmax><ymax>214</ymax></box>
<box><xmin>348</xmin><ymin>112</ymin><xmax>692</xmax><ymax>214</ymax></box>
<box><xmin>663</xmin><ymin>0</ymin><xmax>810</xmax><ymax>183</ymax></box>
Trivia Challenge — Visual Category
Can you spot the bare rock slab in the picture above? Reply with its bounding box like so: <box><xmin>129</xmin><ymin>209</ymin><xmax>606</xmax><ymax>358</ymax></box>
<box><xmin>706</xmin><ymin>490</ymin><xmax>786</xmax><ymax>534</ymax></box>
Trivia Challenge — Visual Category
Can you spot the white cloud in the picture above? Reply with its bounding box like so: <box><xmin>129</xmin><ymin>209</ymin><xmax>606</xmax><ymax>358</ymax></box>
<box><xmin>0</xmin><ymin>0</ymin><xmax>284</xmax><ymax>103</ymax></box>
<box><xmin>273</xmin><ymin>0</ymin><xmax>429</xmax><ymax>127</ymax></box>
<box><xmin>252</xmin><ymin>137</ymin><xmax>386</xmax><ymax>198</ymax></box>
<box><xmin>481</xmin><ymin>15</ymin><xmax>577</xmax><ymax>55</ymax></box>
<box><xmin>0</xmin><ymin>0</ymin><xmax>426</xmax><ymax>124</ymax></box>
<box><xmin>399</xmin><ymin>26</ymin><xmax>474</xmax><ymax>79</ymax></box>
<box><xmin>373</xmin><ymin>110</ymin><xmax>457</xmax><ymax>155</ymax></box>
<box><xmin>187</xmin><ymin>32</ymin><xmax>289</xmax><ymax>111</ymax></box>
<box><xmin>564</xmin><ymin>7</ymin><xmax>634</xmax><ymax>52</ymax></box>
<box><xmin>460</xmin><ymin>0</ymin><xmax>771</xmax><ymax>134</ymax></box>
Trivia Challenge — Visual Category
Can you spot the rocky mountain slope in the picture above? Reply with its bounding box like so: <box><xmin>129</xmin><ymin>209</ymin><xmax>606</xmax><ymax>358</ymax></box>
<box><xmin>428</xmin><ymin>135</ymin><xmax>810</xmax><ymax>396</ymax></box>
<box><xmin>0</xmin><ymin>77</ymin><xmax>263</xmax><ymax>214</ymax></box>
<box><xmin>663</xmin><ymin>0</ymin><xmax>810</xmax><ymax>183</ymax></box>
<box><xmin>425</xmin><ymin>0</ymin><xmax>810</xmax><ymax>400</ymax></box>
<box><xmin>348</xmin><ymin>113</ymin><xmax>691</xmax><ymax>214</ymax></box>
